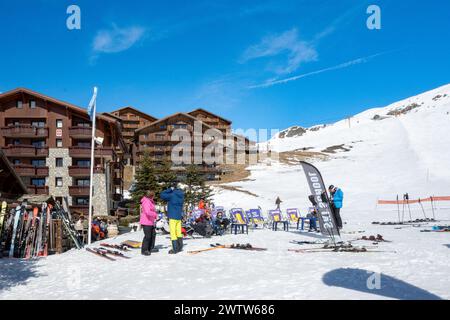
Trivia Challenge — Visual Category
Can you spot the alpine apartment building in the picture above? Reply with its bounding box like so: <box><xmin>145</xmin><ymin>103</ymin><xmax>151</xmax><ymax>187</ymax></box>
<box><xmin>0</xmin><ymin>88</ymin><xmax>127</xmax><ymax>216</ymax></box>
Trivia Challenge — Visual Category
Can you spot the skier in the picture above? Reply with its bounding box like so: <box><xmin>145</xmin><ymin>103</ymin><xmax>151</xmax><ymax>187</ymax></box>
<box><xmin>140</xmin><ymin>191</ymin><xmax>158</xmax><ymax>256</ymax></box>
<box><xmin>328</xmin><ymin>185</ymin><xmax>344</xmax><ymax>229</ymax></box>
<box><xmin>275</xmin><ymin>197</ymin><xmax>282</xmax><ymax>210</ymax></box>
<box><xmin>160</xmin><ymin>183</ymin><xmax>185</xmax><ymax>254</ymax></box>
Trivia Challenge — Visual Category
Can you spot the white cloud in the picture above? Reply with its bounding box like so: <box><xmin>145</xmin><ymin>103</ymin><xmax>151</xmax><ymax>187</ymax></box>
<box><xmin>241</xmin><ymin>28</ymin><xmax>318</xmax><ymax>75</ymax></box>
<box><xmin>92</xmin><ymin>25</ymin><xmax>147</xmax><ymax>54</ymax></box>
<box><xmin>249</xmin><ymin>53</ymin><xmax>386</xmax><ymax>89</ymax></box>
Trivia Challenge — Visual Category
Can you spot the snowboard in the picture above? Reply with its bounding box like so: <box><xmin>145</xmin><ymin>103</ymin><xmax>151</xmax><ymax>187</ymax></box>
<box><xmin>121</xmin><ymin>240</ymin><xmax>142</xmax><ymax>248</ymax></box>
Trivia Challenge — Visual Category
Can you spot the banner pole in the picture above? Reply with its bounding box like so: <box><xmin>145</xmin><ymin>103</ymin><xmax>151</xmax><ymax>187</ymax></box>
<box><xmin>87</xmin><ymin>88</ymin><xmax>97</xmax><ymax>245</ymax></box>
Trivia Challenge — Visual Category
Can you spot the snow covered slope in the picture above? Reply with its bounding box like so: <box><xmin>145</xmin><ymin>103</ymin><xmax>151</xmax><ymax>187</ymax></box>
<box><xmin>1</xmin><ymin>85</ymin><xmax>449</xmax><ymax>300</ymax></box>
<box><xmin>214</xmin><ymin>83</ymin><xmax>450</xmax><ymax>211</ymax></box>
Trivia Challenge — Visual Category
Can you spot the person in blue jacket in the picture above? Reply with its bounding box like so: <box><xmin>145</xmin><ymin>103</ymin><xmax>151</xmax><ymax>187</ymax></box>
<box><xmin>160</xmin><ymin>183</ymin><xmax>185</xmax><ymax>254</ymax></box>
<box><xmin>329</xmin><ymin>185</ymin><xmax>344</xmax><ymax>229</ymax></box>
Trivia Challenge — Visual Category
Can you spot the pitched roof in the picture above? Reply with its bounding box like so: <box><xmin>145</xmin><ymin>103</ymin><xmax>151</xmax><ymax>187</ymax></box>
<box><xmin>0</xmin><ymin>150</ymin><xmax>28</xmax><ymax>196</ymax></box>
<box><xmin>136</xmin><ymin>112</ymin><xmax>219</xmax><ymax>134</ymax></box>
<box><xmin>0</xmin><ymin>87</ymin><xmax>117</xmax><ymax>125</ymax></box>
<box><xmin>188</xmin><ymin>108</ymin><xmax>232</xmax><ymax>125</ymax></box>
<box><xmin>110</xmin><ymin>106</ymin><xmax>158</xmax><ymax>122</ymax></box>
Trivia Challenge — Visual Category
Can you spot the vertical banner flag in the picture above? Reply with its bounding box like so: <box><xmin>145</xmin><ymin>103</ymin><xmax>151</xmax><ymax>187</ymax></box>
<box><xmin>300</xmin><ymin>161</ymin><xmax>340</xmax><ymax>237</ymax></box>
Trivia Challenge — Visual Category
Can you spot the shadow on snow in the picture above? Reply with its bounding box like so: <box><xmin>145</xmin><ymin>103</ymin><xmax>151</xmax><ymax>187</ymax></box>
<box><xmin>322</xmin><ymin>268</ymin><xmax>442</xmax><ymax>300</ymax></box>
<box><xmin>0</xmin><ymin>258</ymin><xmax>39</xmax><ymax>293</ymax></box>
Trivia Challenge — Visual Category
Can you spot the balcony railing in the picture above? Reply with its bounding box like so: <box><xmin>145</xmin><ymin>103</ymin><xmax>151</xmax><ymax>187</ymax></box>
<box><xmin>3</xmin><ymin>145</ymin><xmax>49</xmax><ymax>157</ymax></box>
<box><xmin>69</xmin><ymin>205</ymin><xmax>89</xmax><ymax>215</ymax></box>
<box><xmin>27</xmin><ymin>185</ymin><xmax>49</xmax><ymax>195</ymax></box>
<box><xmin>69</xmin><ymin>186</ymin><xmax>90</xmax><ymax>196</ymax></box>
<box><xmin>13</xmin><ymin>165</ymin><xmax>49</xmax><ymax>176</ymax></box>
<box><xmin>1</xmin><ymin>125</ymin><xmax>49</xmax><ymax>138</ymax></box>
<box><xmin>68</xmin><ymin>166</ymin><xmax>104</xmax><ymax>176</ymax></box>
<box><xmin>69</xmin><ymin>126</ymin><xmax>92</xmax><ymax>139</ymax></box>
<box><xmin>69</xmin><ymin>146</ymin><xmax>115</xmax><ymax>158</ymax></box>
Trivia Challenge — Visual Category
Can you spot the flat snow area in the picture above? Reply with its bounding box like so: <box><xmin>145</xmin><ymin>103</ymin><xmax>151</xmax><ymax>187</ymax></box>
<box><xmin>0</xmin><ymin>217</ymin><xmax>448</xmax><ymax>300</ymax></box>
<box><xmin>1</xmin><ymin>84</ymin><xmax>449</xmax><ymax>300</ymax></box>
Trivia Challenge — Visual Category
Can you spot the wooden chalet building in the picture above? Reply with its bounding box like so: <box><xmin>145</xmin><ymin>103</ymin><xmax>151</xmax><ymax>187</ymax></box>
<box><xmin>0</xmin><ymin>88</ymin><xmax>127</xmax><ymax>215</ymax></box>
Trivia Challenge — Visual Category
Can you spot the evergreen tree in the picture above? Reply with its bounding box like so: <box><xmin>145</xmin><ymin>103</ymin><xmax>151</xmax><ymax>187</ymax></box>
<box><xmin>184</xmin><ymin>164</ymin><xmax>215</xmax><ymax>210</ymax></box>
<box><xmin>157</xmin><ymin>159</ymin><xmax>177</xmax><ymax>192</ymax></box>
<box><xmin>131</xmin><ymin>151</ymin><xmax>159</xmax><ymax>212</ymax></box>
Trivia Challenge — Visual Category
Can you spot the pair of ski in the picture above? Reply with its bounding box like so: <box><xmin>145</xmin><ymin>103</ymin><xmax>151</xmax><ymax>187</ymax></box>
<box><xmin>188</xmin><ymin>243</ymin><xmax>267</xmax><ymax>255</ymax></box>
<box><xmin>86</xmin><ymin>247</ymin><xmax>131</xmax><ymax>261</ymax></box>
<box><xmin>288</xmin><ymin>245</ymin><xmax>395</xmax><ymax>254</ymax></box>
<box><xmin>100</xmin><ymin>243</ymin><xmax>130</xmax><ymax>251</ymax></box>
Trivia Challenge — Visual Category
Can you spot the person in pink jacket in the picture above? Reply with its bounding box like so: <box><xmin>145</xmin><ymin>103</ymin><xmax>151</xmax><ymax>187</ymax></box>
<box><xmin>140</xmin><ymin>191</ymin><xmax>158</xmax><ymax>256</ymax></box>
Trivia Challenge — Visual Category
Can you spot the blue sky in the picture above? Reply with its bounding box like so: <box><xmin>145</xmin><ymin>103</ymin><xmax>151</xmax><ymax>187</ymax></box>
<box><xmin>1</xmin><ymin>0</ymin><xmax>449</xmax><ymax>137</ymax></box>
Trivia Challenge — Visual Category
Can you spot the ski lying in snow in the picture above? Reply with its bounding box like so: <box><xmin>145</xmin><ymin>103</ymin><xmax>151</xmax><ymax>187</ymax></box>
<box><xmin>213</xmin><ymin>243</ymin><xmax>268</xmax><ymax>251</ymax></box>
<box><xmin>98</xmin><ymin>247</ymin><xmax>131</xmax><ymax>258</ymax></box>
<box><xmin>100</xmin><ymin>243</ymin><xmax>130</xmax><ymax>251</ymax></box>
<box><xmin>288</xmin><ymin>248</ymin><xmax>396</xmax><ymax>253</ymax></box>
<box><xmin>372</xmin><ymin>218</ymin><xmax>436</xmax><ymax>226</ymax></box>
<box><xmin>289</xmin><ymin>240</ymin><xmax>327</xmax><ymax>245</ymax></box>
<box><xmin>188</xmin><ymin>245</ymin><xmax>226</xmax><ymax>254</ymax></box>
<box><xmin>357</xmin><ymin>234</ymin><xmax>391</xmax><ymax>243</ymax></box>
<box><xmin>86</xmin><ymin>248</ymin><xmax>116</xmax><ymax>261</ymax></box>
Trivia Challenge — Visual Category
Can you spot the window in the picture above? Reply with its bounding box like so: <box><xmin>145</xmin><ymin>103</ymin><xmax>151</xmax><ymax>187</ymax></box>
<box><xmin>76</xmin><ymin>197</ymin><xmax>89</xmax><ymax>205</ymax></box>
<box><xmin>55</xmin><ymin>177</ymin><xmax>63</xmax><ymax>187</ymax></box>
<box><xmin>76</xmin><ymin>179</ymin><xmax>90</xmax><ymax>187</ymax></box>
<box><xmin>13</xmin><ymin>139</ymin><xmax>20</xmax><ymax>145</ymax></box>
<box><xmin>31</xmin><ymin>121</ymin><xmax>45</xmax><ymax>128</ymax></box>
<box><xmin>31</xmin><ymin>178</ymin><xmax>45</xmax><ymax>186</ymax></box>
<box><xmin>16</xmin><ymin>101</ymin><xmax>23</xmax><ymax>108</ymax></box>
<box><xmin>56</xmin><ymin>139</ymin><xmax>63</xmax><ymax>148</ymax></box>
<box><xmin>56</xmin><ymin>119</ymin><xmax>63</xmax><ymax>128</ymax></box>
<box><xmin>30</xmin><ymin>100</ymin><xmax>36</xmax><ymax>108</ymax></box>
<box><xmin>56</xmin><ymin>158</ymin><xmax>63</xmax><ymax>167</ymax></box>
<box><xmin>13</xmin><ymin>159</ymin><xmax>20</xmax><ymax>165</ymax></box>
<box><xmin>75</xmin><ymin>160</ymin><xmax>90</xmax><ymax>167</ymax></box>
<box><xmin>76</xmin><ymin>141</ymin><xmax>90</xmax><ymax>148</ymax></box>
<box><xmin>76</xmin><ymin>122</ymin><xmax>90</xmax><ymax>128</ymax></box>
<box><xmin>32</xmin><ymin>159</ymin><xmax>46</xmax><ymax>167</ymax></box>
<box><xmin>32</xmin><ymin>140</ymin><xmax>45</xmax><ymax>148</ymax></box>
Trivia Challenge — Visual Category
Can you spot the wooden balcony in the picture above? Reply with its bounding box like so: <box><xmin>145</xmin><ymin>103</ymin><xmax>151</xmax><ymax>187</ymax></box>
<box><xmin>69</xmin><ymin>186</ymin><xmax>90</xmax><ymax>196</ymax></box>
<box><xmin>68</xmin><ymin>166</ymin><xmax>105</xmax><ymax>177</ymax></box>
<box><xmin>3</xmin><ymin>145</ymin><xmax>49</xmax><ymax>157</ymax></box>
<box><xmin>13</xmin><ymin>164</ymin><xmax>35</xmax><ymax>176</ymax></box>
<box><xmin>1</xmin><ymin>125</ymin><xmax>48</xmax><ymax>138</ymax></box>
<box><xmin>13</xmin><ymin>165</ymin><xmax>49</xmax><ymax>176</ymax></box>
<box><xmin>27</xmin><ymin>185</ymin><xmax>49</xmax><ymax>195</ymax></box>
<box><xmin>69</xmin><ymin>126</ymin><xmax>92</xmax><ymax>139</ymax></box>
<box><xmin>69</xmin><ymin>205</ymin><xmax>89</xmax><ymax>215</ymax></box>
<box><xmin>69</xmin><ymin>146</ymin><xmax>115</xmax><ymax>158</ymax></box>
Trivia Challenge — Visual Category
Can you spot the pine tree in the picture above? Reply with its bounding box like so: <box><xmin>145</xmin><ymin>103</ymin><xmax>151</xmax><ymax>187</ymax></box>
<box><xmin>157</xmin><ymin>159</ymin><xmax>177</xmax><ymax>193</ymax></box>
<box><xmin>184</xmin><ymin>164</ymin><xmax>215</xmax><ymax>210</ymax></box>
<box><xmin>131</xmin><ymin>151</ymin><xmax>159</xmax><ymax>212</ymax></box>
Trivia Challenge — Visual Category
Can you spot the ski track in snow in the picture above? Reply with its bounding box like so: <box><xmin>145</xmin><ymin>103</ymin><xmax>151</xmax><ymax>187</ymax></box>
<box><xmin>1</xmin><ymin>85</ymin><xmax>450</xmax><ymax>300</ymax></box>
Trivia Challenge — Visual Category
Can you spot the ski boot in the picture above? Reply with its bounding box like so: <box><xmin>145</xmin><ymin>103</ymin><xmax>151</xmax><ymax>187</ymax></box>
<box><xmin>177</xmin><ymin>237</ymin><xmax>183</xmax><ymax>252</ymax></box>
<box><xmin>169</xmin><ymin>240</ymin><xmax>178</xmax><ymax>254</ymax></box>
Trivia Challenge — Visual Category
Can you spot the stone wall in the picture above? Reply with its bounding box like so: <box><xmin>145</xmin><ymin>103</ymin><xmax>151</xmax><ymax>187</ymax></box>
<box><xmin>46</xmin><ymin>148</ymin><xmax>72</xmax><ymax>209</ymax></box>
<box><xmin>123</xmin><ymin>165</ymin><xmax>135</xmax><ymax>191</ymax></box>
<box><xmin>92</xmin><ymin>172</ymin><xmax>109</xmax><ymax>216</ymax></box>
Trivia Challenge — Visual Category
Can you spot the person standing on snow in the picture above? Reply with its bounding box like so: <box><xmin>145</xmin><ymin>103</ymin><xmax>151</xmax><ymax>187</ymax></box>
<box><xmin>328</xmin><ymin>185</ymin><xmax>344</xmax><ymax>229</ymax></box>
<box><xmin>140</xmin><ymin>191</ymin><xmax>158</xmax><ymax>256</ymax></box>
<box><xmin>160</xmin><ymin>183</ymin><xmax>185</xmax><ymax>254</ymax></box>
<box><xmin>275</xmin><ymin>197</ymin><xmax>282</xmax><ymax>210</ymax></box>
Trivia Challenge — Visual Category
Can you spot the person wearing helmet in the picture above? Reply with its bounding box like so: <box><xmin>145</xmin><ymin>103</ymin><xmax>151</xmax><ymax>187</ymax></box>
<box><xmin>328</xmin><ymin>185</ymin><xmax>344</xmax><ymax>229</ymax></box>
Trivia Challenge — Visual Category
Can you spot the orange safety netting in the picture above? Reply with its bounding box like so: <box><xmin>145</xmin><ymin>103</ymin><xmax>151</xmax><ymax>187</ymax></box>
<box><xmin>378</xmin><ymin>196</ymin><xmax>450</xmax><ymax>205</ymax></box>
